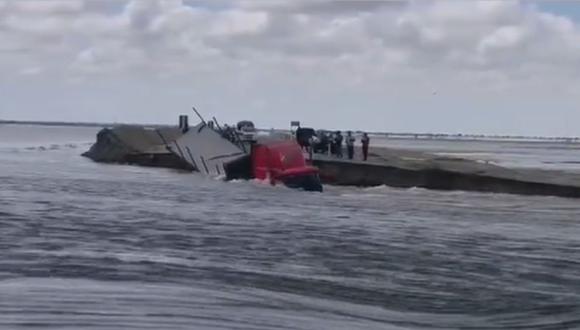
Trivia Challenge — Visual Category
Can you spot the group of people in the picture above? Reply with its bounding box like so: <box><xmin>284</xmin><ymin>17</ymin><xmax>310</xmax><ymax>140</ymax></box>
<box><xmin>317</xmin><ymin>130</ymin><xmax>370</xmax><ymax>161</ymax></box>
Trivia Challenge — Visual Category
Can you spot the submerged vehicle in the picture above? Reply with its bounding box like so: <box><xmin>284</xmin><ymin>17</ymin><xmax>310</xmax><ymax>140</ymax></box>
<box><xmin>169</xmin><ymin>121</ymin><xmax>323</xmax><ymax>192</ymax></box>
<box><xmin>295</xmin><ymin>127</ymin><xmax>317</xmax><ymax>149</ymax></box>
<box><xmin>313</xmin><ymin>129</ymin><xmax>331</xmax><ymax>154</ymax></box>
<box><xmin>251</xmin><ymin>139</ymin><xmax>322</xmax><ymax>192</ymax></box>
<box><xmin>236</xmin><ymin>120</ymin><xmax>256</xmax><ymax>141</ymax></box>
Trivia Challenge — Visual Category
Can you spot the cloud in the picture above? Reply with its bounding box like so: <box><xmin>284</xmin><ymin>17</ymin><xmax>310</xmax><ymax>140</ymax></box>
<box><xmin>1</xmin><ymin>0</ymin><xmax>578</xmax><ymax>81</ymax></box>
<box><xmin>1</xmin><ymin>0</ymin><xmax>580</xmax><ymax>135</ymax></box>
<box><xmin>237</xmin><ymin>0</ymin><xmax>406</xmax><ymax>15</ymax></box>
<box><xmin>8</xmin><ymin>0</ymin><xmax>84</xmax><ymax>15</ymax></box>
<box><xmin>18</xmin><ymin>66</ymin><xmax>43</xmax><ymax>76</ymax></box>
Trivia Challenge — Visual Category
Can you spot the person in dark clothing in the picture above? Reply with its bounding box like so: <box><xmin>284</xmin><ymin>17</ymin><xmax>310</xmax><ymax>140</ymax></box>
<box><xmin>335</xmin><ymin>131</ymin><xmax>343</xmax><ymax>158</ymax></box>
<box><xmin>346</xmin><ymin>131</ymin><xmax>355</xmax><ymax>160</ymax></box>
<box><xmin>221</xmin><ymin>124</ymin><xmax>235</xmax><ymax>143</ymax></box>
<box><xmin>361</xmin><ymin>132</ymin><xmax>370</xmax><ymax>161</ymax></box>
<box><xmin>329</xmin><ymin>132</ymin><xmax>336</xmax><ymax>155</ymax></box>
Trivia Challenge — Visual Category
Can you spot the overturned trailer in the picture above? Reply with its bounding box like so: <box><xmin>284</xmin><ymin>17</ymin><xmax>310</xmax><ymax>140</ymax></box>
<box><xmin>168</xmin><ymin>122</ymin><xmax>323</xmax><ymax>192</ymax></box>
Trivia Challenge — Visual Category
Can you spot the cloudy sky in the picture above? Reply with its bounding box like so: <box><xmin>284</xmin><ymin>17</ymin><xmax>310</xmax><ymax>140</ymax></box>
<box><xmin>1</xmin><ymin>0</ymin><xmax>580</xmax><ymax>136</ymax></box>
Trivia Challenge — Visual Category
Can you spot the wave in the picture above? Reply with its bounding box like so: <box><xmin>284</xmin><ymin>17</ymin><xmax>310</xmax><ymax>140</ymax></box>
<box><xmin>334</xmin><ymin>184</ymin><xmax>554</xmax><ymax>202</ymax></box>
<box><xmin>12</xmin><ymin>249</ymin><xmax>197</xmax><ymax>268</ymax></box>
<box><xmin>1</xmin><ymin>142</ymin><xmax>91</xmax><ymax>153</ymax></box>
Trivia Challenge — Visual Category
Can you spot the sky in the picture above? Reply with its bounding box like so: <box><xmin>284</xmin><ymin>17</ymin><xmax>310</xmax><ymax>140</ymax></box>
<box><xmin>1</xmin><ymin>0</ymin><xmax>580</xmax><ymax>136</ymax></box>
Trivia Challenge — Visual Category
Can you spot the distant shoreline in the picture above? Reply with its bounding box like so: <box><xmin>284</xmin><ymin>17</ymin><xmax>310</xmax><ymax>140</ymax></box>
<box><xmin>0</xmin><ymin>120</ymin><xmax>169</xmax><ymax>128</ymax></box>
<box><xmin>1</xmin><ymin>119</ymin><xmax>578</xmax><ymax>143</ymax></box>
<box><xmin>0</xmin><ymin>120</ymin><xmax>111</xmax><ymax>128</ymax></box>
<box><xmin>369</xmin><ymin>133</ymin><xmax>580</xmax><ymax>144</ymax></box>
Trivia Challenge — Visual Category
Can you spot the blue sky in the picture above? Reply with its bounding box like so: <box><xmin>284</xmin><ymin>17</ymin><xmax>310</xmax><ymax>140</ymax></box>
<box><xmin>537</xmin><ymin>1</ymin><xmax>580</xmax><ymax>20</ymax></box>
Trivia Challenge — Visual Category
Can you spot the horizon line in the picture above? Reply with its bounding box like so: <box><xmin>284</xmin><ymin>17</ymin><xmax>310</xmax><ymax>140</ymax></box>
<box><xmin>1</xmin><ymin>119</ymin><xmax>579</xmax><ymax>141</ymax></box>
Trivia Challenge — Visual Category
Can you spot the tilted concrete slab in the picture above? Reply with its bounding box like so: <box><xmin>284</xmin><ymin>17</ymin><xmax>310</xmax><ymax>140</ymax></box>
<box><xmin>168</xmin><ymin>123</ymin><xmax>246</xmax><ymax>176</ymax></box>
<box><xmin>312</xmin><ymin>147</ymin><xmax>580</xmax><ymax>198</ymax></box>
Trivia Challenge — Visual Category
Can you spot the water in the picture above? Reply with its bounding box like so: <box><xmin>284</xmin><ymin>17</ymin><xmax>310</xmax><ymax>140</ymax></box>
<box><xmin>1</xmin><ymin>124</ymin><xmax>580</xmax><ymax>329</ymax></box>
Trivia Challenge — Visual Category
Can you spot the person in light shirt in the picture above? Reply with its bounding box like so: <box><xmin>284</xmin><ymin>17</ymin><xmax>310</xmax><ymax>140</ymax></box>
<box><xmin>346</xmin><ymin>131</ymin><xmax>355</xmax><ymax>160</ymax></box>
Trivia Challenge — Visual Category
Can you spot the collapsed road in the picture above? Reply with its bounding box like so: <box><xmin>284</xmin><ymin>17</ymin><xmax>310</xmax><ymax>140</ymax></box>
<box><xmin>82</xmin><ymin>115</ymin><xmax>580</xmax><ymax>198</ymax></box>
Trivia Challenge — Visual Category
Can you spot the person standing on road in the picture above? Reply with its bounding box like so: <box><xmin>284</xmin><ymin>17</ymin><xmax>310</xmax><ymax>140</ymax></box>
<box><xmin>329</xmin><ymin>132</ymin><xmax>336</xmax><ymax>155</ymax></box>
<box><xmin>346</xmin><ymin>131</ymin><xmax>355</xmax><ymax>160</ymax></box>
<box><xmin>361</xmin><ymin>132</ymin><xmax>370</xmax><ymax>161</ymax></box>
<box><xmin>335</xmin><ymin>131</ymin><xmax>343</xmax><ymax>158</ymax></box>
